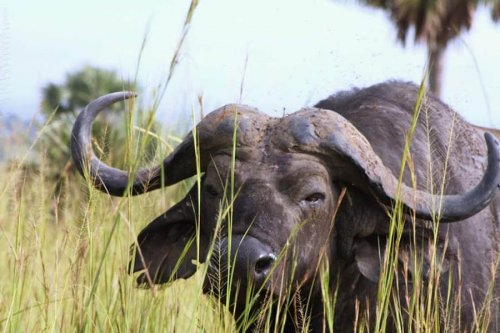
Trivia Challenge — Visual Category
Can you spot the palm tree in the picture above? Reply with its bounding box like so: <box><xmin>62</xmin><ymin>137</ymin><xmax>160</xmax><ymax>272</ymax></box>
<box><xmin>361</xmin><ymin>0</ymin><xmax>499</xmax><ymax>97</ymax></box>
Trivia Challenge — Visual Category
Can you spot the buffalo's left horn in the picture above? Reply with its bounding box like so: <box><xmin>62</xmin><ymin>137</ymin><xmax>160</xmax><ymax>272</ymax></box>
<box><xmin>71</xmin><ymin>92</ymin><xmax>266</xmax><ymax>196</ymax></box>
<box><xmin>279</xmin><ymin>108</ymin><xmax>500</xmax><ymax>222</ymax></box>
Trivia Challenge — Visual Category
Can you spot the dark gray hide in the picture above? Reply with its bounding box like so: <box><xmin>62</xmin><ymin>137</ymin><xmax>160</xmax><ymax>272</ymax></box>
<box><xmin>71</xmin><ymin>81</ymin><xmax>499</xmax><ymax>332</ymax></box>
<box><xmin>315</xmin><ymin>82</ymin><xmax>500</xmax><ymax>332</ymax></box>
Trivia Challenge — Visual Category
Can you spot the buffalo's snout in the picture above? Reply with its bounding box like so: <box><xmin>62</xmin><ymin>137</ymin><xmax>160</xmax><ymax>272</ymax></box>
<box><xmin>220</xmin><ymin>235</ymin><xmax>277</xmax><ymax>288</ymax></box>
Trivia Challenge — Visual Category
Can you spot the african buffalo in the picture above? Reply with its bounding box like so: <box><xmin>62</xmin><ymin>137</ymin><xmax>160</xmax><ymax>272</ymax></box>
<box><xmin>71</xmin><ymin>81</ymin><xmax>499</xmax><ymax>332</ymax></box>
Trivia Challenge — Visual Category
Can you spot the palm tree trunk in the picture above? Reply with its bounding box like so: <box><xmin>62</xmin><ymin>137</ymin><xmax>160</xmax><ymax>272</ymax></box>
<box><xmin>428</xmin><ymin>43</ymin><xmax>445</xmax><ymax>97</ymax></box>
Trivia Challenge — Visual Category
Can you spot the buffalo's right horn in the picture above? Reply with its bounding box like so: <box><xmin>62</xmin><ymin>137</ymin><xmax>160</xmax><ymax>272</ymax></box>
<box><xmin>277</xmin><ymin>108</ymin><xmax>500</xmax><ymax>222</ymax></box>
<box><xmin>71</xmin><ymin>92</ymin><xmax>268</xmax><ymax>196</ymax></box>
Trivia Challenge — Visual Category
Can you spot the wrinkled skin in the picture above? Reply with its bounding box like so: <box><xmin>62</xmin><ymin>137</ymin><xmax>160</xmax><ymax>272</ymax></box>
<box><xmin>72</xmin><ymin>81</ymin><xmax>500</xmax><ymax>332</ymax></box>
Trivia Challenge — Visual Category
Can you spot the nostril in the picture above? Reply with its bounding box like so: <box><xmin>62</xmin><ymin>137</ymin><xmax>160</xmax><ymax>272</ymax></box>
<box><xmin>254</xmin><ymin>254</ymin><xmax>277</xmax><ymax>275</ymax></box>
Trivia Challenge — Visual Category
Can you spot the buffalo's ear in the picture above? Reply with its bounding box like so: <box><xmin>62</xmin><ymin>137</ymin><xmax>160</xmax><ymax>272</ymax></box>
<box><xmin>352</xmin><ymin>234</ymin><xmax>452</xmax><ymax>284</ymax></box>
<box><xmin>353</xmin><ymin>239</ymin><xmax>382</xmax><ymax>283</ymax></box>
<box><xmin>130</xmin><ymin>183</ymin><xmax>207</xmax><ymax>284</ymax></box>
<box><xmin>335</xmin><ymin>187</ymin><xmax>389</xmax><ymax>260</ymax></box>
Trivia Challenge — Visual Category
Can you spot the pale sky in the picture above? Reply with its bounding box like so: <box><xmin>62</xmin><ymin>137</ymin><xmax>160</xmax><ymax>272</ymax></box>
<box><xmin>1</xmin><ymin>0</ymin><xmax>500</xmax><ymax>128</ymax></box>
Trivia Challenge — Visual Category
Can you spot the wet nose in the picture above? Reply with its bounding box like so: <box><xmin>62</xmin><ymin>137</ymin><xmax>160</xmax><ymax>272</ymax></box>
<box><xmin>223</xmin><ymin>235</ymin><xmax>277</xmax><ymax>286</ymax></box>
<box><xmin>254</xmin><ymin>253</ymin><xmax>276</xmax><ymax>276</ymax></box>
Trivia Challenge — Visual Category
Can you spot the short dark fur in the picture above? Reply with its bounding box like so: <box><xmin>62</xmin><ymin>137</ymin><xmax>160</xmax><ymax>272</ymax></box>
<box><xmin>72</xmin><ymin>81</ymin><xmax>499</xmax><ymax>332</ymax></box>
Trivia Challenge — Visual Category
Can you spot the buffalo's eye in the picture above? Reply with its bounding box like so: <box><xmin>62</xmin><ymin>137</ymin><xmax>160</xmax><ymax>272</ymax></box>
<box><xmin>302</xmin><ymin>192</ymin><xmax>325</xmax><ymax>204</ymax></box>
<box><xmin>205</xmin><ymin>184</ymin><xmax>219</xmax><ymax>197</ymax></box>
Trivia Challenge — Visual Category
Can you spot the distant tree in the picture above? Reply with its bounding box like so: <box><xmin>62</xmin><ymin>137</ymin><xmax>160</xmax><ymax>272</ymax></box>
<box><xmin>360</xmin><ymin>0</ymin><xmax>500</xmax><ymax>96</ymax></box>
<box><xmin>41</xmin><ymin>65</ymin><xmax>133</xmax><ymax>116</ymax></box>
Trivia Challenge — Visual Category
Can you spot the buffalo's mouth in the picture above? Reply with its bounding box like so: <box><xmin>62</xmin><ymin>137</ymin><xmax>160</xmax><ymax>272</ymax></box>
<box><xmin>203</xmin><ymin>259</ymin><xmax>316</xmax><ymax>333</ymax></box>
<box><xmin>202</xmin><ymin>234</ymin><xmax>284</xmax><ymax>307</ymax></box>
<box><xmin>202</xmin><ymin>234</ymin><xmax>316</xmax><ymax>320</ymax></box>
<box><xmin>203</xmin><ymin>276</ymin><xmax>273</xmax><ymax>314</ymax></box>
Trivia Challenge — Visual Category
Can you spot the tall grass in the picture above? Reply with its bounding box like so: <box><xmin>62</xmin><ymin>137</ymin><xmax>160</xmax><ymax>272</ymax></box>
<box><xmin>1</xmin><ymin>80</ymin><xmax>497</xmax><ymax>332</ymax></box>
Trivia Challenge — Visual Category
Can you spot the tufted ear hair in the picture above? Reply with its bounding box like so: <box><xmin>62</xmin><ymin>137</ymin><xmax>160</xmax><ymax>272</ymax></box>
<box><xmin>335</xmin><ymin>187</ymin><xmax>389</xmax><ymax>260</ymax></box>
<box><xmin>130</xmin><ymin>182</ymin><xmax>208</xmax><ymax>284</ymax></box>
<box><xmin>335</xmin><ymin>187</ymin><xmax>452</xmax><ymax>283</ymax></box>
<box><xmin>352</xmin><ymin>235</ymin><xmax>452</xmax><ymax>283</ymax></box>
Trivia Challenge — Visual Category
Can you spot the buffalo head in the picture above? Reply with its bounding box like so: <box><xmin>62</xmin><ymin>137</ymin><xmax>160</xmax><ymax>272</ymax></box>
<box><xmin>71</xmin><ymin>90</ymin><xmax>500</xmax><ymax>331</ymax></box>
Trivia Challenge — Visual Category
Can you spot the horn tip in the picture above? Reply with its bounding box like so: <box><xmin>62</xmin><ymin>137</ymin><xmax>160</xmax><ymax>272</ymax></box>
<box><xmin>484</xmin><ymin>132</ymin><xmax>500</xmax><ymax>156</ymax></box>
